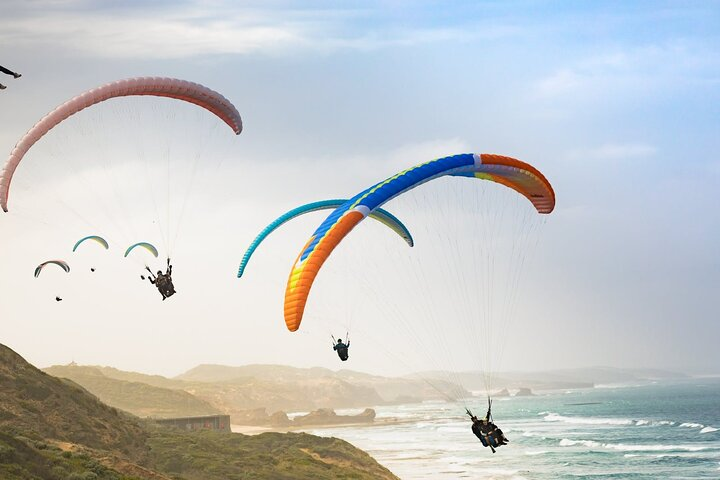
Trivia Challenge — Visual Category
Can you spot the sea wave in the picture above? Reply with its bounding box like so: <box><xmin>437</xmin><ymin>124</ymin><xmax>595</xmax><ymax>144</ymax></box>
<box><xmin>559</xmin><ymin>439</ymin><xmax>601</xmax><ymax>448</ymax></box>
<box><xmin>525</xmin><ymin>450</ymin><xmax>549</xmax><ymax>456</ymax></box>
<box><xmin>635</xmin><ymin>419</ymin><xmax>676</xmax><ymax>426</ymax></box>
<box><xmin>543</xmin><ymin>412</ymin><xmax>633</xmax><ymax>426</ymax></box>
<box><xmin>700</xmin><ymin>426</ymin><xmax>718</xmax><ymax>433</ymax></box>
<box><xmin>560</xmin><ymin>438</ymin><xmax>708</xmax><ymax>452</ymax></box>
<box><xmin>542</xmin><ymin>412</ymin><xmax>678</xmax><ymax>427</ymax></box>
<box><xmin>607</xmin><ymin>444</ymin><xmax>707</xmax><ymax>452</ymax></box>
<box><xmin>624</xmin><ymin>453</ymin><xmax>711</xmax><ymax>459</ymax></box>
<box><xmin>679</xmin><ymin>422</ymin><xmax>704</xmax><ymax>428</ymax></box>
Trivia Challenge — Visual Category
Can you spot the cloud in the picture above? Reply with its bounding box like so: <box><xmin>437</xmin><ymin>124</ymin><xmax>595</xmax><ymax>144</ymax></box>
<box><xmin>536</xmin><ymin>69</ymin><xmax>583</xmax><ymax>96</ymax></box>
<box><xmin>533</xmin><ymin>40</ymin><xmax>720</xmax><ymax>98</ymax></box>
<box><xmin>1</xmin><ymin>8</ymin><xmax>303</xmax><ymax>58</ymax></box>
<box><xmin>0</xmin><ymin>1</ymin><xmax>516</xmax><ymax>59</ymax></box>
<box><xmin>565</xmin><ymin>143</ymin><xmax>657</xmax><ymax>162</ymax></box>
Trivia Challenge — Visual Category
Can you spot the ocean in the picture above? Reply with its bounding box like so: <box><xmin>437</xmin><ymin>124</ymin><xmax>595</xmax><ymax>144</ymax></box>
<box><xmin>304</xmin><ymin>379</ymin><xmax>720</xmax><ymax>479</ymax></box>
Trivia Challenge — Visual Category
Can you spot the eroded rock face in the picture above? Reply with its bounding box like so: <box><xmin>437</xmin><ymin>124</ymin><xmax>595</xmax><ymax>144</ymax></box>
<box><xmin>493</xmin><ymin>388</ymin><xmax>511</xmax><ymax>397</ymax></box>
<box><xmin>292</xmin><ymin>408</ymin><xmax>376</xmax><ymax>426</ymax></box>
<box><xmin>515</xmin><ymin>387</ymin><xmax>534</xmax><ymax>396</ymax></box>
<box><xmin>233</xmin><ymin>408</ymin><xmax>272</xmax><ymax>425</ymax></box>
<box><xmin>269</xmin><ymin>411</ymin><xmax>292</xmax><ymax>427</ymax></box>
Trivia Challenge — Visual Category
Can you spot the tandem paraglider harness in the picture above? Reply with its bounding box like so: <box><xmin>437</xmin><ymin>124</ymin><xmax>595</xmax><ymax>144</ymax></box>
<box><xmin>467</xmin><ymin>398</ymin><xmax>509</xmax><ymax>453</ymax></box>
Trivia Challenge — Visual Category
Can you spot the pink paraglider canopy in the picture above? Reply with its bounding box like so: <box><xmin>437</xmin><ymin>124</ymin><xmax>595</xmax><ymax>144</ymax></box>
<box><xmin>0</xmin><ymin>77</ymin><xmax>242</xmax><ymax>212</ymax></box>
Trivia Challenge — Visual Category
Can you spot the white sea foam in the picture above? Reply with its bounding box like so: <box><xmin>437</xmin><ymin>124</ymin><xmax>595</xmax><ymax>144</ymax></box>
<box><xmin>437</xmin><ymin>426</ymin><xmax>467</xmax><ymax>434</ymax></box>
<box><xmin>679</xmin><ymin>422</ymin><xmax>704</xmax><ymax>428</ymax></box>
<box><xmin>626</xmin><ymin>453</ymin><xmax>711</xmax><ymax>459</ymax></box>
<box><xmin>606</xmin><ymin>443</ymin><xmax>707</xmax><ymax>452</ymax></box>
<box><xmin>559</xmin><ymin>439</ymin><xmax>602</xmax><ymax>448</ymax></box>
<box><xmin>636</xmin><ymin>419</ymin><xmax>676</xmax><ymax>426</ymax></box>
<box><xmin>700</xmin><ymin>426</ymin><xmax>718</xmax><ymax>433</ymax></box>
<box><xmin>525</xmin><ymin>450</ymin><xmax>549</xmax><ymax>456</ymax></box>
<box><xmin>543</xmin><ymin>412</ymin><xmax>633</xmax><ymax>426</ymax></box>
<box><xmin>560</xmin><ymin>438</ymin><xmax>708</xmax><ymax>452</ymax></box>
<box><xmin>482</xmin><ymin>468</ymin><xmax>521</xmax><ymax>476</ymax></box>
<box><xmin>543</xmin><ymin>412</ymin><xmax>678</xmax><ymax>427</ymax></box>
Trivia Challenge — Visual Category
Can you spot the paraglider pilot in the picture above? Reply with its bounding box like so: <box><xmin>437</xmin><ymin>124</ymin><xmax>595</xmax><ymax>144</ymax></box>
<box><xmin>0</xmin><ymin>64</ymin><xmax>21</xmax><ymax>90</ymax></box>
<box><xmin>332</xmin><ymin>335</ymin><xmax>350</xmax><ymax>361</ymax></box>
<box><xmin>142</xmin><ymin>258</ymin><xmax>176</xmax><ymax>300</ymax></box>
<box><xmin>467</xmin><ymin>399</ymin><xmax>509</xmax><ymax>453</ymax></box>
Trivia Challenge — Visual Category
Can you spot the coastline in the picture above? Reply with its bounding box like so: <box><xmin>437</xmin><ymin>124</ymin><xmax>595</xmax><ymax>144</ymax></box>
<box><xmin>231</xmin><ymin>416</ymin><xmax>419</xmax><ymax>435</ymax></box>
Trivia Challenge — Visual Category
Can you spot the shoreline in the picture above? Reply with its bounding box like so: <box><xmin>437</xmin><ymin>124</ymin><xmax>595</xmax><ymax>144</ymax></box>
<box><xmin>232</xmin><ymin>416</ymin><xmax>420</xmax><ymax>435</ymax></box>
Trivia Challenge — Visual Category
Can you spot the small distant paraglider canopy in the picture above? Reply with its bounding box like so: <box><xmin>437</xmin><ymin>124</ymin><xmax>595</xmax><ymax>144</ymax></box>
<box><xmin>238</xmin><ymin>199</ymin><xmax>415</xmax><ymax>278</ymax></box>
<box><xmin>124</xmin><ymin>242</ymin><xmax>159</xmax><ymax>258</ymax></box>
<box><xmin>72</xmin><ymin>235</ymin><xmax>109</xmax><ymax>252</ymax></box>
<box><xmin>34</xmin><ymin>260</ymin><xmax>70</xmax><ymax>278</ymax></box>
<box><xmin>0</xmin><ymin>77</ymin><xmax>243</xmax><ymax>212</ymax></box>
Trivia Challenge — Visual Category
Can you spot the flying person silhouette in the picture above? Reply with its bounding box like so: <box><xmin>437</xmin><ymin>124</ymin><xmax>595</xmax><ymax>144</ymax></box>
<box><xmin>0</xmin><ymin>64</ymin><xmax>21</xmax><ymax>90</ymax></box>
<box><xmin>332</xmin><ymin>335</ymin><xmax>350</xmax><ymax>361</ymax></box>
<box><xmin>467</xmin><ymin>399</ymin><xmax>509</xmax><ymax>453</ymax></box>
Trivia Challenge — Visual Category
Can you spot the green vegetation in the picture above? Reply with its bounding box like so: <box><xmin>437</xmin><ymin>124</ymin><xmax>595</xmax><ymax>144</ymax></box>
<box><xmin>44</xmin><ymin>363</ymin><xmax>390</xmax><ymax>417</ymax></box>
<box><xmin>147</xmin><ymin>427</ymin><xmax>396</xmax><ymax>479</ymax></box>
<box><xmin>1</xmin><ymin>344</ymin><xmax>398</xmax><ymax>479</ymax></box>
<box><xmin>0</xmin><ymin>432</ymin><xmax>141</xmax><ymax>480</ymax></box>
<box><xmin>44</xmin><ymin>365</ymin><xmax>219</xmax><ymax>418</ymax></box>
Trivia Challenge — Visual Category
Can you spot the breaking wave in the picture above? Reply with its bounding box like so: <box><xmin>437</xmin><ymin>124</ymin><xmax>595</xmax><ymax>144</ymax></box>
<box><xmin>559</xmin><ymin>438</ymin><xmax>709</xmax><ymax>452</ymax></box>
<box><xmin>542</xmin><ymin>412</ymin><xmax>679</xmax><ymax>427</ymax></box>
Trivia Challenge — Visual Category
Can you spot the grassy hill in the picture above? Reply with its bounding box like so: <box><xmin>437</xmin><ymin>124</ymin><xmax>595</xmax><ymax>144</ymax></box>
<box><xmin>182</xmin><ymin>374</ymin><xmax>385</xmax><ymax>414</ymax></box>
<box><xmin>177</xmin><ymin>364</ymin><xmax>468</xmax><ymax>408</ymax></box>
<box><xmin>74</xmin><ymin>365</ymin><xmax>185</xmax><ymax>390</ymax></box>
<box><xmin>1</xmin><ymin>344</ymin><xmax>398</xmax><ymax>479</ymax></box>
<box><xmin>146</xmin><ymin>428</ymin><xmax>396</xmax><ymax>480</ymax></box>
<box><xmin>45</xmin><ymin>363</ymin><xmax>390</xmax><ymax>417</ymax></box>
<box><xmin>44</xmin><ymin>365</ymin><xmax>219</xmax><ymax>418</ymax></box>
<box><xmin>175</xmin><ymin>364</ymin><xmax>333</xmax><ymax>383</ymax></box>
<box><xmin>0</xmin><ymin>347</ymin><xmax>149</xmax><ymax>460</ymax></box>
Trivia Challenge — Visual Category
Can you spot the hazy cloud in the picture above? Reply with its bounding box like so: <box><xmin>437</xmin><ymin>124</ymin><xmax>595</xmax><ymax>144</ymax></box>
<box><xmin>565</xmin><ymin>143</ymin><xmax>657</xmax><ymax>162</ymax></box>
<box><xmin>535</xmin><ymin>40</ymin><xmax>720</xmax><ymax>99</ymax></box>
<box><xmin>0</xmin><ymin>1</ymin><xmax>517</xmax><ymax>59</ymax></box>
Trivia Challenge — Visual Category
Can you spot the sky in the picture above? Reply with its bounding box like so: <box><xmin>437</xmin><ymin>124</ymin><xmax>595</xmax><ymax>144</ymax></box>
<box><xmin>0</xmin><ymin>0</ymin><xmax>718</xmax><ymax>380</ymax></box>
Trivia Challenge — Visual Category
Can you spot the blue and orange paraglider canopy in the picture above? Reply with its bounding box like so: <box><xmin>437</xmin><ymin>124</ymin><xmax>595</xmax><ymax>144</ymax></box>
<box><xmin>283</xmin><ymin>153</ymin><xmax>555</xmax><ymax>332</ymax></box>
